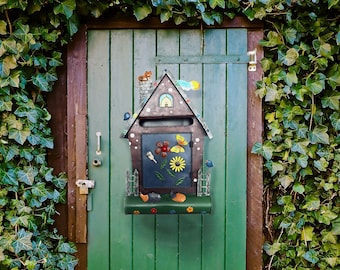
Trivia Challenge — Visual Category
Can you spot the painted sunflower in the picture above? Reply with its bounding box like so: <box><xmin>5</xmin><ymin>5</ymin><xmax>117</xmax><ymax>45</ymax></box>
<box><xmin>169</xmin><ymin>156</ymin><xmax>186</xmax><ymax>172</ymax></box>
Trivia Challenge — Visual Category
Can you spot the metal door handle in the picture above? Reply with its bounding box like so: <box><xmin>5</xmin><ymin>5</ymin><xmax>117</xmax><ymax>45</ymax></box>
<box><xmin>96</xmin><ymin>132</ymin><xmax>101</xmax><ymax>155</ymax></box>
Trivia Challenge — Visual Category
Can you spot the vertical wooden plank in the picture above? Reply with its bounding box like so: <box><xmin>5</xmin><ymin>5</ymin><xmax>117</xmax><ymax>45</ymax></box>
<box><xmin>75</xmin><ymin>114</ymin><xmax>88</xmax><ymax>244</ymax></box>
<box><xmin>67</xmin><ymin>26</ymin><xmax>88</xmax><ymax>270</ymax></box>
<box><xmin>178</xmin><ymin>29</ymin><xmax>203</xmax><ymax>270</ymax></box>
<box><xmin>202</xmin><ymin>29</ymin><xmax>227</xmax><ymax>270</ymax></box>
<box><xmin>179</xmin><ymin>29</ymin><xmax>203</xmax><ymax>113</ymax></box>
<box><xmin>109</xmin><ymin>29</ymin><xmax>134</xmax><ymax>270</ymax></box>
<box><xmin>155</xmin><ymin>29</ymin><xmax>180</xmax><ymax>270</ymax></box>
<box><xmin>132</xmin><ymin>29</ymin><xmax>157</xmax><ymax>270</ymax></box>
<box><xmin>156</xmin><ymin>29</ymin><xmax>179</xmax><ymax>78</ymax></box>
<box><xmin>87</xmin><ymin>30</ymin><xmax>111</xmax><ymax>270</ymax></box>
<box><xmin>246</xmin><ymin>29</ymin><xmax>263</xmax><ymax>270</ymax></box>
<box><xmin>48</xmin><ymin>50</ymin><xmax>68</xmax><ymax>237</ymax></box>
<box><xmin>225</xmin><ymin>28</ymin><xmax>248</xmax><ymax>269</ymax></box>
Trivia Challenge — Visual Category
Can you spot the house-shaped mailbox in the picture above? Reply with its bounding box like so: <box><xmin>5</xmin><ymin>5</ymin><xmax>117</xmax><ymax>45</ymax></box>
<box><xmin>123</xmin><ymin>71</ymin><xmax>213</xmax><ymax>214</ymax></box>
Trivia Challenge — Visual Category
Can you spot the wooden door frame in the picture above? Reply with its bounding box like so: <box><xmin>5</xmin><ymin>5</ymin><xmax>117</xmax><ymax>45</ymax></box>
<box><xmin>48</xmin><ymin>16</ymin><xmax>263</xmax><ymax>270</ymax></box>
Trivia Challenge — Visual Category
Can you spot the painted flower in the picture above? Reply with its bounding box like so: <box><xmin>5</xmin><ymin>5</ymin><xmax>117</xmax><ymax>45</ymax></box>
<box><xmin>133</xmin><ymin>210</ymin><xmax>140</xmax><ymax>215</ymax></box>
<box><xmin>186</xmin><ymin>206</ymin><xmax>194</xmax><ymax>213</ymax></box>
<box><xmin>150</xmin><ymin>208</ymin><xmax>157</xmax><ymax>214</ymax></box>
<box><xmin>169</xmin><ymin>156</ymin><xmax>186</xmax><ymax>172</ymax></box>
<box><xmin>155</xmin><ymin>141</ymin><xmax>170</xmax><ymax>157</ymax></box>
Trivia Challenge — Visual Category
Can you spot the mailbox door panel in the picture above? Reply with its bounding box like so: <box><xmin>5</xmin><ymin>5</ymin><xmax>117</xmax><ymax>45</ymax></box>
<box><xmin>87</xmin><ymin>28</ymin><xmax>247</xmax><ymax>270</ymax></box>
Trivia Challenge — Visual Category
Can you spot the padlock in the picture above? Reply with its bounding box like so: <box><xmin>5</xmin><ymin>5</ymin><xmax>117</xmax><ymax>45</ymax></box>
<box><xmin>79</xmin><ymin>183</ymin><xmax>88</xmax><ymax>195</ymax></box>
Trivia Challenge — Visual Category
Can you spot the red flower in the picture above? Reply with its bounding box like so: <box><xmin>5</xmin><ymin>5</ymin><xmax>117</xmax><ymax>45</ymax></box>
<box><xmin>150</xmin><ymin>208</ymin><xmax>157</xmax><ymax>214</ymax></box>
<box><xmin>155</xmin><ymin>141</ymin><xmax>170</xmax><ymax>157</ymax></box>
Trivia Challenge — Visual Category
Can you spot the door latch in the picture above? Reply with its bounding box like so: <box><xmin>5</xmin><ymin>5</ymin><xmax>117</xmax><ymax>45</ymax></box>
<box><xmin>76</xmin><ymin>179</ymin><xmax>95</xmax><ymax>195</ymax></box>
<box><xmin>247</xmin><ymin>49</ymin><xmax>257</xmax><ymax>72</ymax></box>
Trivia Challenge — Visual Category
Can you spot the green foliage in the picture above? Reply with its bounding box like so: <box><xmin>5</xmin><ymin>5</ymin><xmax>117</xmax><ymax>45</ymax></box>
<box><xmin>0</xmin><ymin>0</ymin><xmax>77</xmax><ymax>269</ymax></box>
<box><xmin>0</xmin><ymin>0</ymin><xmax>339</xmax><ymax>269</ymax></box>
<box><xmin>250</xmin><ymin>1</ymin><xmax>340</xmax><ymax>269</ymax></box>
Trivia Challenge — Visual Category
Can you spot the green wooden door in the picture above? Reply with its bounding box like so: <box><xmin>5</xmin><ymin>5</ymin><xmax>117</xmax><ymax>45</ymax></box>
<box><xmin>87</xmin><ymin>28</ymin><xmax>248</xmax><ymax>270</ymax></box>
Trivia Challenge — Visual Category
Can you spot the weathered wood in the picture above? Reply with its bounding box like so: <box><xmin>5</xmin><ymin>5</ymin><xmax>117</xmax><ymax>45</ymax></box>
<box><xmin>47</xmin><ymin>52</ymin><xmax>68</xmax><ymax>237</ymax></box>
<box><xmin>75</xmin><ymin>114</ymin><xmax>88</xmax><ymax>243</ymax></box>
<box><xmin>66</xmin><ymin>25</ymin><xmax>88</xmax><ymax>268</ymax></box>
<box><xmin>246</xmin><ymin>29</ymin><xmax>264</xmax><ymax>270</ymax></box>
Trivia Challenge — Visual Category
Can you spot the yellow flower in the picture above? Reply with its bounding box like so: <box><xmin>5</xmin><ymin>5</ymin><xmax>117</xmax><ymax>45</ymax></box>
<box><xmin>186</xmin><ymin>206</ymin><xmax>194</xmax><ymax>213</ymax></box>
<box><xmin>169</xmin><ymin>156</ymin><xmax>186</xmax><ymax>172</ymax></box>
<box><xmin>133</xmin><ymin>210</ymin><xmax>140</xmax><ymax>215</ymax></box>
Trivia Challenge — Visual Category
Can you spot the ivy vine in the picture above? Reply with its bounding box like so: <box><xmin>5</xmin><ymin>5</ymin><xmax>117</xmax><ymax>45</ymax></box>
<box><xmin>0</xmin><ymin>0</ymin><xmax>339</xmax><ymax>269</ymax></box>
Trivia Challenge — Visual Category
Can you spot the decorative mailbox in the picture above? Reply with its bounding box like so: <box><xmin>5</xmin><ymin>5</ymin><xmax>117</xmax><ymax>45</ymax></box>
<box><xmin>123</xmin><ymin>70</ymin><xmax>213</xmax><ymax>214</ymax></box>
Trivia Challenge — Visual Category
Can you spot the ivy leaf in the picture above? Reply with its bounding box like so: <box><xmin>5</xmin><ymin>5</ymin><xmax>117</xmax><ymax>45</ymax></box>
<box><xmin>251</xmin><ymin>141</ymin><xmax>275</xmax><ymax>160</ymax></box>
<box><xmin>13</xmin><ymin>21</ymin><xmax>31</xmax><ymax>43</ymax></box>
<box><xmin>309</xmin><ymin>125</ymin><xmax>329</xmax><ymax>144</ymax></box>
<box><xmin>330</xmin><ymin>112</ymin><xmax>340</xmax><ymax>130</ymax></box>
<box><xmin>15</xmin><ymin>200</ymin><xmax>32</xmax><ymax>214</ymax></box>
<box><xmin>209</xmin><ymin>0</ymin><xmax>225</xmax><ymax>9</ymax></box>
<box><xmin>291</xmin><ymin>140</ymin><xmax>309</xmax><ymax>155</ymax></box>
<box><xmin>53</xmin><ymin>0</ymin><xmax>76</xmax><ymax>19</ymax></box>
<box><xmin>292</xmin><ymin>86</ymin><xmax>309</xmax><ymax>102</ymax></box>
<box><xmin>327</xmin><ymin>64</ymin><xmax>340</xmax><ymax>89</ymax></box>
<box><xmin>266</xmin><ymin>161</ymin><xmax>284</xmax><ymax>176</ymax></box>
<box><xmin>9</xmin><ymin>70</ymin><xmax>21</xmax><ymax>88</ymax></box>
<box><xmin>265</xmin><ymin>83</ymin><xmax>280</xmax><ymax>102</ymax></box>
<box><xmin>302</xmin><ymin>195</ymin><xmax>320</xmax><ymax>211</ymax></box>
<box><xmin>31</xmin><ymin>183</ymin><xmax>49</xmax><ymax>202</ymax></box>
<box><xmin>0</xmin><ymin>98</ymin><xmax>13</xmax><ymax>111</ymax></box>
<box><xmin>5</xmin><ymin>145</ymin><xmax>19</xmax><ymax>162</ymax></box>
<box><xmin>67</xmin><ymin>15</ymin><xmax>79</xmax><ymax>36</ymax></box>
<box><xmin>18</xmin><ymin>166</ymin><xmax>38</xmax><ymax>186</ymax></box>
<box><xmin>52</xmin><ymin>173</ymin><xmax>68</xmax><ymax>189</ymax></box>
<box><xmin>56</xmin><ymin>254</ymin><xmax>78</xmax><ymax>269</ymax></box>
<box><xmin>2</xmin><ymin>38</ymin><xmax>18</xmax><ymax>54</ymax></box>
<box><xmin>0</xmin><ymin>20</ymin><xmax>7</xmax><ymax>35</ymax></box>
<box><xmin>302</xmin><ymin>249</ymin><xmax>319</xmax><ymax>264</ymax></box>
<box><xmin>260</xmin><ymin>31</ymin><xmax>283</xmax><ymax>47</ymax></box>
<box><xmin>58</xmin><ymin>242</ymin><xmax>77</xmax><ymax>253</ymax></box>
<box><xmin>332</xmin><ymin>218</ymin><xmax>340</xmax><ymax>235</ymax></box>
<box><xmin>12</xmin><ymin>229</ymin><xmax>33</xmax><ymax>254</ymax></box>
<box><xmin>284</xmin><ymin>70</ymin><xmax>298</xmax><ymax>86</ymax></box>
<box><xmin>296</xmin><ymin>154</ymin><xmax>308</xmax><ymax>168</ymax></box>
<box><xmin>0</xmin><ymin>55</ymin><xmax>17</xmax><ymax>78</ymax></box>
<box><xmin>317</xmin><ymin>210</ymin><xmax>338</xmax><ymax>225</ymax></box>
<box><xmin>15</xmin><ymin>106</ymin><xmax>39</xmax><ymax>123</ymax></box>
<box><xmin>321</xmin><ymin>92</ymin><xmax>340</xmax><ymax>110</ymax></box>
<box><xmin>313</xmin><ymin>157</ymin><xmax>329</xmax><ymax>171</ymax></box>
<box><xmin>263</xmin><ymin>242</ymin><xmax>281</xmax><ymax>256</ymax></box>
<box><xmin>0</xmin><ymin>168</ymin><xmax>18</xmax><ymax>185</ymax></box>
<box><xmin>293</xmin><ymin>183</ymin><xmax>305</xmax><ymax>194</ymax></box>
<box><xmin>279</xmin><ymin>48</ymin><xmax>299</xmax><ymax>66</ymax></box>
<box><xmin>7</xmin><ymin>0</ymin><xmax>28</xmax><ymax>10</ymax></box>
<box><xmin>278</xmin><ymin>175</ymin><xmax>294</xmax><ymax>189</ymax></box>
<box><xmin>301</xmin><ymin>226</ymin><xmax>314</xmax><ymax>241</ymax></box>
<box><xmin>284</xmin><ymin>27</ymin><xmax>297</xmax><ymax>44</ymax></box>
<box><xmin>32</xmin><ymin>73</ymin><xmax>50</xmax><ymax>92</ymax></box>
<box><xmin>306</xmin><ymin>77</ymin><xmax>325</xmax><ymax>95</ymax></box>
<box><xmin>202</xmin><ymin>12</ymin><xmax>215</xmax><ymax>25</ymax></box>
<box><xmin>134</xmin><ymin>5</ymin><xmax>152</xmax><ymax>21</ymax></box>
<box><xmin>8</xmin><ymin>127</ymin><xmax>31</xmax><ymax>145</ymax></box>
<box><xmin>160</xmin><ymin>10</ymin><xmax>172</xmax><ymax>23</ymax></box>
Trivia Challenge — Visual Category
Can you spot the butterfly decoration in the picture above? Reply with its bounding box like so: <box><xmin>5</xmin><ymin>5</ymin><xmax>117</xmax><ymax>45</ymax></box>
<box><xmin>170</xmin><ymin>134</ymin><xmax>188</xmax><ymax>153</ymax></box>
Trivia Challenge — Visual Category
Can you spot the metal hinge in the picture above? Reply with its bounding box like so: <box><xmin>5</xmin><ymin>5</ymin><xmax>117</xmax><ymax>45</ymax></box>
<box><xmin>247</xmin><ymin>49</ymin><xmax>257</xmax><ymax>72</ymax></box>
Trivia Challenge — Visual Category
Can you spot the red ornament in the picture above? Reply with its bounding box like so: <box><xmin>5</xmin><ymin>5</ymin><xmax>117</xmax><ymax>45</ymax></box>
<box><xmin>150</xmin><ymin>208</ymin><xmax>157</xmax><ymax>214</ymax></box>
<box><xmin>155</xmin><ymin>141</ymin><xmax>170</xmax><ymax>157</ymax></box>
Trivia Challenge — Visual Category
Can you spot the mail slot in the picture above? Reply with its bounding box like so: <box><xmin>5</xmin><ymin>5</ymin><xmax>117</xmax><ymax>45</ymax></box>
<box><xmin>122</xmin><ymin>70</ymin><xmax>213</xmax><ymax>214</ymax></box>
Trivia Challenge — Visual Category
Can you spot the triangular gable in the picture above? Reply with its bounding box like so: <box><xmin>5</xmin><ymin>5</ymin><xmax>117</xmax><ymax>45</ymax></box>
<box><xmin>124</xmin><ymin>70</ymin><xmax>213</xmax><ymax>139</ymax></box>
